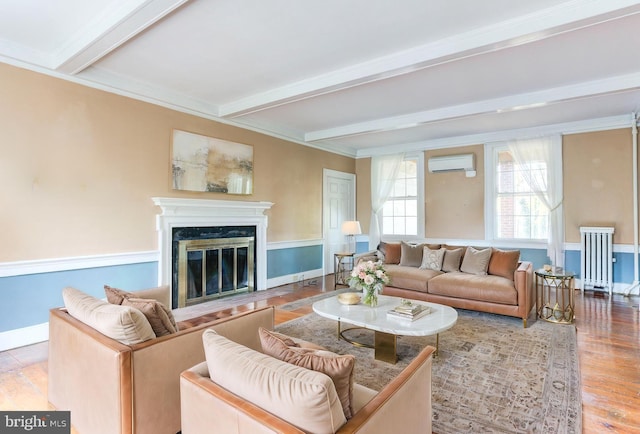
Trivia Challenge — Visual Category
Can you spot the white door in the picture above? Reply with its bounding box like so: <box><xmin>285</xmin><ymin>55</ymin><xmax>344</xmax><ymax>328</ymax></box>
<box><xmin>323</xmin><ymin>169</ymin><xmax>356</xmax><ymax>274</ymax></box>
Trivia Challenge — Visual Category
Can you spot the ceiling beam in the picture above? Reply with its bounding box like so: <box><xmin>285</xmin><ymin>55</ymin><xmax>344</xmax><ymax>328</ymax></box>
<box><xmin>54</xmin><ymin>0</ymin><xmax>189</xmax><ymax>74</ymax></box>
<box><xmin>355</xmin><ymin>114</ymin><xmax>635</xmax><ymax>158</ymax></box>
<box><xmin>304</xmin><ymin>73</ymin><xmax>640</xmax><ymax>141</ymax></box>
<box><xmin>219</xmin><ymin>0</ymin><xmax>640</xmax><ymax>118</ymax></box>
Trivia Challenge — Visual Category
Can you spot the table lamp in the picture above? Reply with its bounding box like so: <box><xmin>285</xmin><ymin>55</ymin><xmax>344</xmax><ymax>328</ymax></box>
<box><xmin>341</xmin><ymin>220</ymin><xmax>362</xmax><ymax>253</ymax></box>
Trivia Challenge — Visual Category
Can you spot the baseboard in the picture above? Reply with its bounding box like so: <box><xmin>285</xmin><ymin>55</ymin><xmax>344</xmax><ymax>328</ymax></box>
<box><xmin>267</xmin><ymin>268</ymin><xmax>324</xmax><ymax>289</ymax></box>
<box><xmin>0</xmin><ymin>322</ymin><xmax>48</xmax><ymax>352</ymax></box>
<box><xmin>574</xmin><ymin>279</ymin><xmax>639</xmax><ymax>296</ymax></box>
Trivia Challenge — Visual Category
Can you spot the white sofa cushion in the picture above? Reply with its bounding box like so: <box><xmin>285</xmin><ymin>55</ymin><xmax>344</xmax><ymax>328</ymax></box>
<box><xmin>62</xmin><ymin>287</ymin><xmax>156</xmax><ymax>345</ymax></box>
<box><xmin>203</xmin><ymin>329</ymin><xmax>347</xmax><ymax>433</ymax></box>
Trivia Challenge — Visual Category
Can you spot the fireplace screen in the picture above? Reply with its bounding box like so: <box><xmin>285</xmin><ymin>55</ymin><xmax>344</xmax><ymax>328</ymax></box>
<box><xmin>177</xmin><ymin>236</ymin><xmax>255</xmax><ymax>307</ymax></box>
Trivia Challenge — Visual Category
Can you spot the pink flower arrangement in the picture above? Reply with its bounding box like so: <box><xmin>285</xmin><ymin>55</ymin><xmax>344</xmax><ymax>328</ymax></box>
<box><xmin>348</xmin><ymin>260</ymin><xmax>390</xmax><ymax>306</ymax></box>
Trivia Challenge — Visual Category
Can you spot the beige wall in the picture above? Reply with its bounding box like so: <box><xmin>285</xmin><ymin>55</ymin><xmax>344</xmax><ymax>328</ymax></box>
<box><xmin>0</xmin><ymin>63</ymin><xmax>354</xmax><ymax>262</ymax></box>
<box><xmin>356</xmin><ymin>130</ymin><xmax>635</xmax><ymax>245</ymax></box>
<box><xmin>355</xmin><ymin>145</ymin><xmax>485</xmax><ymax>240</ymax></box>
<box><xmin>425</xmin><ymin>145</ymin><xmax>485</xmax><ymax>240</ymax></box>
<box><xmin>563</xmin><ymin>128</ymin><xmax>633</xmax><ymax>244</ymax></box>
<box><xmin>5</xmin><ymin>59</ymin><xmax>631</xmax><ymax>263</ymax></box>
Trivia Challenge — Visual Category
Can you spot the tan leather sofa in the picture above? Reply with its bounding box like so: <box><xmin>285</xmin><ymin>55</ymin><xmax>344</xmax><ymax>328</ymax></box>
<box><xmin>48</xmin><ymin>289</ymin><xmax>275</xmax><ymax>434</ymax></box>
<box><xmin>357</xmin><ymin>243</ymin><xmax>535</xmax><ymax>326</ymax></box>
<box><xmin>180</xmin><ymin>342</ymin><xmax>435</xmax><ymax>434</ymax></box>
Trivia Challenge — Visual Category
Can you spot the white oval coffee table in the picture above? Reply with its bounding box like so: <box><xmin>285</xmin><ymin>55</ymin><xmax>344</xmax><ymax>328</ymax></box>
<box><xmin>313</xmin><ymin>294</ymin><xmax>458</xmax><ymax>363</ymax></box>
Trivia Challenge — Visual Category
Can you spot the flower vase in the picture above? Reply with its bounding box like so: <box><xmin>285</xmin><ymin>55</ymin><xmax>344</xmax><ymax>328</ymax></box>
<box><xmin>362</xmin><ymin>286</ymin><xmax>378</xmax><ymax>307</ymax></box>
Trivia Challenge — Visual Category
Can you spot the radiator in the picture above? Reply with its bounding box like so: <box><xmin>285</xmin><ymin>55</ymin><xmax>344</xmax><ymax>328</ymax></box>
<box><xmin>580</xmin><ymin>226</ymin><xmax>615</xmax><ymax>295</ymax></box>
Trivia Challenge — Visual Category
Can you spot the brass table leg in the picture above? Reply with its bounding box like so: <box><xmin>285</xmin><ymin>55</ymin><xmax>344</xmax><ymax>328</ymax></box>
<box><xmin>374</xmin><ymin>331</ymin><xmax>397</xmax><ymax>364</ymax></box>
<box><xmin>337</xmin><ymin>321</ymin><xmax>398</xmax><ymax>364</ymax></box>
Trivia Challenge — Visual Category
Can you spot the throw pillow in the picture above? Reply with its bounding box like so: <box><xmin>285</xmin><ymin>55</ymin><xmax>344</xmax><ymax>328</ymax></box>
<box><xmin>260</xmin><ymin>327</ymin><xmax>327</xmax><ymax>351</ymax></box>
<box><xmin>441</xmin><ymin>248</ymin><xmax>463</xmax><ymax>272</ymax></box>
<box><xmin>62</xmin><ymin>287</ymin><xmax>156</xmax><ymax>344</ymax></box>
<box><xmin>460</xmin><ymin>247</ymin><xmax>492</xmax><ymax>275</ymax></box>
<box><xmin>488</xmin><ymin>248</ymin><xmax>520</xmax><ymax>281</ymax></box>
<box><xmin>259</xmin><ymin>327</ymin><xmax>356</xmax><ymax>419</ymax></box>
<box><xmin>378</xmin><ymin>241</ymin><xmax>401</xmax><ymax>264</ymax></box>
<box><xmin>399</xmin><ymin>241</ymin><xmax>424</xmax><ymax>267</ymax></box>
<box><xmin>121</xmin><ymin>297</ymin><xmax>177</xmax><ymax>336</ymax></box>
<box><xmin>105</xmin><ymin>285</ymin><xmax>178</xmax><ymax>334</ymax></box>
<box><xmin>104</xmin><ymin>285</ymin><xmax>132</xmax><ymax>305</ymax></box>
<box><xmin>419</xmin><ymin>247</ymin><xmax>445</xmax><ymax>271</ymax></box>
<box><xmin>259</xmin><ymin>327</ymin><xmax>301</xmax><ymax>350</ymax></box>
<box><xmin>203</xmin><ymin>330</ymin><xmax>347</xmax><ymax>432</ymax></box>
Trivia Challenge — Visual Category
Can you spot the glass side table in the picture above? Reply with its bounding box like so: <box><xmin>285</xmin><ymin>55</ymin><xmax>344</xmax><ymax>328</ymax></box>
<box><xmin>334</xmin><ymin>252</ymin><xmax>354</xmax><ymax>290</ymax></box>
<box><xmin>535</xmin><ymin>268</ymin><xmax>575</xmax><ymax>324</ymax></box>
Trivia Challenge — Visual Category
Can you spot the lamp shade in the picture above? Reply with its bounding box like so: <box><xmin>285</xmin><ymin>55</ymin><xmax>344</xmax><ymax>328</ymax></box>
<box><xmin>341</xmin><ymin>220</ymin><xmax>362</xmax><ymax>235</ymax></box>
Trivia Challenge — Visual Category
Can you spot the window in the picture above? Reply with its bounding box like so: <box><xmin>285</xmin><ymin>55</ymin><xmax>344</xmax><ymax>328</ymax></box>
<box><xmin>382</xmin><ymin>156</ymin><xmax>424</xmax><ymax>237</ymax></box>
<box><xmin>492</xmin><ymin>147</ymin><xmax>549</xmax><ymax>240</ymax></box>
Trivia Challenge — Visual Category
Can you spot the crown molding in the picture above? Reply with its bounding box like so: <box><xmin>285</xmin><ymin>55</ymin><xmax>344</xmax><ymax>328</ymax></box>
<box><xmin>35</xmin><ymin>64</ymin><xmax>358</xmax><ymax>158</ymax></box>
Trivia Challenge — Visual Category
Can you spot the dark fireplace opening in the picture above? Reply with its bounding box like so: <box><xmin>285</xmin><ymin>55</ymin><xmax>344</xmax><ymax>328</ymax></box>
<box><xmin>186</xmin><ymin>247</ymin><xmax>249</xmax><ymax>294</ymax></box>
<box><xmin>171</xmin><ymin>226</ymin><xmax>257</xmax><ymax>308</ymax></box>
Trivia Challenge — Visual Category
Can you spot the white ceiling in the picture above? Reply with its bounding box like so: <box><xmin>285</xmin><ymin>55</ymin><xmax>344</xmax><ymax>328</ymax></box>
<box><xmin>1</xmin><ymin>0</ymin><xmax>640</xmax><ymax>157</ymax></box>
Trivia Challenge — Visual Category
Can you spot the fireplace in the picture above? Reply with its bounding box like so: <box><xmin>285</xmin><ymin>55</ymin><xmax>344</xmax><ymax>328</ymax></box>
<box><xmin>173</xmin><ymin>226</ymin><xmax>255</xmax><ymax>307</ymax></box>
<box><xmin>153</xmin><ymin>197</ymin><xmax>273</xmax><ymax>308</ymax></box>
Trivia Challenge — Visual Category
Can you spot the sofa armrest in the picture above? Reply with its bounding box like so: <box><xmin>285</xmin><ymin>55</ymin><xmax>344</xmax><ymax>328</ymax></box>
<box><xmin>514</xmin><ymin>261</ymin><xmax>534</xmax><ymax>322</ymax></box>
<box><xmin>337</xmin><ymin>345</ymin><xmax>435</xmax><ymax>434</ymax></box>
<box><xmin>354</xmin><ymin>250</ymin><xmax>380</xmax><ymax>266</ymax></box>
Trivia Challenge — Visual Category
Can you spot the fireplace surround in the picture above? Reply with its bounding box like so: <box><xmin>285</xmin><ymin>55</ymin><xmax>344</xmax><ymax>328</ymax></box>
<box><xmin>153</xmin><ymin>197</ymin><xmax>273</xmax><ymax>308</ymax></box>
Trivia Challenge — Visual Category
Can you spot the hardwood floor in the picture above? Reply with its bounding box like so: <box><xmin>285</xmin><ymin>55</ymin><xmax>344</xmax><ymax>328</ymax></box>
<box><xmin>1</xmin><ymin>277</ymin><xmax>638</xmax><ymax>433</ymax></box>
<box><xmin>575</xmin><ymin>290</ymin><xmax>640</xmax><ymax>432</ymax></box>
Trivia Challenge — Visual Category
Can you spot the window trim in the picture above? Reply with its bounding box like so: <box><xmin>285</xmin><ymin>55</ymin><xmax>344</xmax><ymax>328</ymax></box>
<box><xmin>381</xmin><ymin>152</ymin><xmax>425</xmax><ymax>241</ymax></box>
<box><xmin>484</xmin><ymin>142</ymin><xmax>547</xmax><ymax>248</ymax></box>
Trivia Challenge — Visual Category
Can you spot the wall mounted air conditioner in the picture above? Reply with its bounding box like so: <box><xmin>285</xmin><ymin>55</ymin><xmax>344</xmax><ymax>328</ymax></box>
<box><xmin>427</xmin><ymin>153</ymin><xmax>476</xmax><ymax>177</ymax></box>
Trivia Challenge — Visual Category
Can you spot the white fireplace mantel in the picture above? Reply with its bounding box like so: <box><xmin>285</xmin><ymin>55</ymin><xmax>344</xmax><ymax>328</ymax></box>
<box><xmin>152</xmin><ymin>197</ymin><xmax>274</xmax><ymax>293</ymax></box>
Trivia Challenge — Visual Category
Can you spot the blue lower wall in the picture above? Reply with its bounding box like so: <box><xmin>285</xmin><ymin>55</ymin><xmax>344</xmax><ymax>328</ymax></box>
<box><xmin>0</xmin><ymin>245</ymin><xmax>326</xmax><ymax>336</ymax></box>
<box><xmin>0</xmin><ymin>262</ymin><xmax>158</xmax><ymax>333</ymax></box>
<box><xmin>1</xmin><ymin>242</ymin><xmax>637</xmax><ymax>344</ymax></box>
<box><xmin>267</xmin><ymin>245</ymin><xmax>323</xmax><ymax>278</ymax></box>
<box><xmin>564</xmin><ymin>249</ymin><xmax>635</xmax><ymax>284</ymax></box>
<box><xmin>519</xmin><ymin>248</ymin><xmax>636</xmax><ymax>283</ymax></box>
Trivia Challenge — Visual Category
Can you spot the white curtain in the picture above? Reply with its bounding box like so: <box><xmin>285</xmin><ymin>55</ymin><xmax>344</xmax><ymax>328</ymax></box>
<box><xmin>508</xmin><ymin>135</ymin><xmax>564</xmax><ymax>267</ymax></box>
<box><xmin>369</xmin><ymin>153</ymin><xmax>404</xmax><ymax>250</ymax></box>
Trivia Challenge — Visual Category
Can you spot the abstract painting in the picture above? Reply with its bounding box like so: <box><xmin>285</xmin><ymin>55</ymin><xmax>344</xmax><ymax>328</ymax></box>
<box><xmin>172</xmin><ymin>130</ymin><xmax>253</xmax><ymax>194</ymax></box>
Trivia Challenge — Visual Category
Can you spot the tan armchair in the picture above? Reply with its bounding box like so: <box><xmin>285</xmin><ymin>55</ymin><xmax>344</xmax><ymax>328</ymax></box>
<box><xmin>180</xmin><ymin>343</ymin><xmax>435</xmax><ymax>434</ymax></box>
<box><xmin>48</xmin><ymin>290</ymin><xmax>275</xmax><ymax>434</ymax></box>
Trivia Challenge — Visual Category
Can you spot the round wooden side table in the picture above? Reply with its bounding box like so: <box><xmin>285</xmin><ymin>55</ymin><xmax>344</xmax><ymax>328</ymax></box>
<box><xmin>535</xmin><ymin>268</ymin><xmax>575</xmax><ymax>324</ymax></box>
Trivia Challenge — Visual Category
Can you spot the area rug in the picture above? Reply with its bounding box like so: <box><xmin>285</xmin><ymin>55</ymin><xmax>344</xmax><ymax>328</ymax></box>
<box><xmin>275</xmin><ymin>309</ymin><xmax>581</xmax><ymax>434</ymax></box>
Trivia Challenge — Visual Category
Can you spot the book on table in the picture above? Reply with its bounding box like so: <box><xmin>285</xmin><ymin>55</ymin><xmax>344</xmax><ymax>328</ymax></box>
<box><xmin>387</xmin><ymin>303</ymin><xmax>431</xmax><ymax>321</ymax></box>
